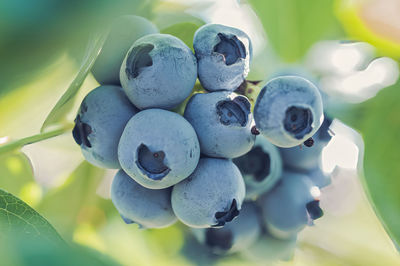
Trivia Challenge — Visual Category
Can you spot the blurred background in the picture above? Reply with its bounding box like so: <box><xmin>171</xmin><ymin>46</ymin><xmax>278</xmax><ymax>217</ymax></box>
<box><xmin>1</xmin><ymin>0</ymin><xmax>400</xmax><ymax>265</ymax></box>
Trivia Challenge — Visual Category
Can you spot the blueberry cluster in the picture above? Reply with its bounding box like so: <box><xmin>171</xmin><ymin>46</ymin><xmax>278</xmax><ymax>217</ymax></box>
<box><xmin>73</xmin><ymin>16</ymin><xmax>333</xmax><ymax>262</ymax></box>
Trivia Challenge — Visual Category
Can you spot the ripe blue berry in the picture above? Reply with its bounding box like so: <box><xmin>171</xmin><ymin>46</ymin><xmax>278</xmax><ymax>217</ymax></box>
<box><xmin>233</xmin><ymin>136</ymin><xmax>283</xmax><ymax>200</ymax></box>
<box><xmin>191</xmin><ymin>202</ymin><xmax>261</xmax><ymax>254</ymax></box>
<box><xmin>111</xmin><ymin>169</ymin><xmax>177</xmax><ymax>228</ymax></box>
<box><xmin>254</xmin><ymin>76</ymin><xmax>324</xmax><ymax>147</ymax></box>
<box><xmin>120</xmin><ymin>34</ymin><xmax>197</xmax><ymax>109</ymax></box>
<box><xmin>258</xmin><ymin>171</ymin><xmax>323</xmax><ymax>239</ymax></box>
<box><xmin>171</xmin><ymin>158</ymin><xmax>245</xmax><ymax>228</ymax></box>
<box><xmin>72</xmin><ymin>85</ymin><xmax>139</xmax><ymax>169</ymax></box>
<box><xmin>184</xmin><ymin>91</ymin><xmax>255</xmax><ymax>158</ymax></box>
<box><xmin>118</xmin><ymin>109</ymin><xmax>200</xmax><ymax>189</ymax></box>
<box><xmin>193</xmin><ymin>24</ymin><xmax>252</xmax><ymax>91</ymax></box>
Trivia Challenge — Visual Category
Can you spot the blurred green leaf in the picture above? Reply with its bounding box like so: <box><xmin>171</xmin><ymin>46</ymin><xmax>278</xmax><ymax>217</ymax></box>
<box><xmin>161</xmin><ymin>22</ymin><xmax>204</xmax><ymax>50</ymax></box>
<box><xmin>0</xmin><ymin>152</ymin><xmax>34</xmax><ymax>195</ymax></box>
<box><xmin>0</xmin><ymin>0</ymin><xmax>157</xmax><ymax>95</ymax></box>
<box><xmin>40</xmin><ymin>32</ymin><xmax>108</xmax><ymax>132</ymax></box>
<box><xmin>334</xmin><ymin>81</ymin><xmax>400</xmax><ymax>249</ymax></box>
<box><xmin>0</xmin><ymin>235</ymin><xmax>120</xmax><ymax>266</ymax></box>
<box><xmin>37</xmin><ymin>161</ymin><xmax>106</xmax><ymax>239</ymax></box>
<box><xmin>153</xmin><ymin>2</ymin><xmax>204</xmax><ymax>31</ymax></box>
<box><xmin>248</xmin><ymin>0</ymin><xmax>343</xmax><ymax>61</ymax></box>
<box><xmin>0</xmin><ymin>188</ymin><xmax>63</xmax><ymax>244</ymax></box>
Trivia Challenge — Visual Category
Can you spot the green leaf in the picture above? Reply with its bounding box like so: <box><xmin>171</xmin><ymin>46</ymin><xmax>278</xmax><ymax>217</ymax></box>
<box><xmin>153</xmin><ymin>2</ymin><xmax>205</xmax><ymax>31</ymax></box>
<box><xmin>40</xmin><ymin>31</ymin><xmax>108</xmax><ymax>132</ymax></box>
<box><xmin>37</xmin><ymin>161</ymin><xmax>106</xmax><ymax>239</ymax></box>
<box><xmin>333</xmin><ymin>81</ymin><xmax>400</xmax><ymax>249</ymax></box>
<box><xmin>161</xmin><ymin>22</ymin><xmax>204</xmax><ymax>50</ymax></box>
<box><xmin>0</xmin><ymin>235</ymin><xmax>120</xmax><ymax>266</ymax></box>
<box><xmin>248</xmin><ymin>0</ymin><xmax>343</xmax><ymax>61</ymax></box>
<box><xmin>0</xmin><ymin>188</ymin><xmax>63</xmax><ymax>244</ymax></box>
<box><xmin>0</xmin><ymin>153</ymin><xmax>34</xmax><ymax>195</ymax></box>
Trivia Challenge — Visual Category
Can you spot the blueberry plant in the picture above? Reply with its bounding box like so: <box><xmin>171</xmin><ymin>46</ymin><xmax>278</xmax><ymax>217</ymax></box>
<box><xmin>1</xmin><ymin>1</ymin><xmax>400</xmax><ymax>265</ymax></box>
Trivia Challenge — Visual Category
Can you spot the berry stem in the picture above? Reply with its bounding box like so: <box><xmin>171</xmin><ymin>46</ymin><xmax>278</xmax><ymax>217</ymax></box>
<box><xmin>0</xmin><ymin>124</ymin><xmax>73</xmax><ymax>155</ymax></box>
<box><xmin>235</xmin><ymin>80</ymin><xmax>263</xmax><ymax>111</ymax></box>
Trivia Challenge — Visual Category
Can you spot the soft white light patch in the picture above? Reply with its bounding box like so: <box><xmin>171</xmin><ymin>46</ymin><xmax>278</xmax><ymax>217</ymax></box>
<box><xmin>319</xmin><ymin>56</ymin><xmax>399</xmax><ymax>103</ymax></box>
<box><xmin>305</xmin><ymin>41</ymin><xmax>375</xmax><ymax>75</ymax></box>
<box><xmin>310</xmin><ymin>186</ymin><xmax>321</xmax><ymax>199</ymax></box>
<box><xmin>0</xmin><ymin>136</ymin><xmax>9</xmax><ymax>145</ymax></box>
<box><xmin>321</xmin><ymin>119</ymin><xmax>362</xmax><ymax>173</ymax></box>
<box><xmin>331</xmin><ymin>46</ymin><xmax>364</xmax><ymax>73</ymax></box>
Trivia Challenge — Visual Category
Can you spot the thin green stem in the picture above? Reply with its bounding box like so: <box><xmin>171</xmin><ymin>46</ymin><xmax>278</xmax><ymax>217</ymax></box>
<box><xmin>0</xmin><ymin>124</ymin><xmax>73</xmax><ymax>155</ymax></box>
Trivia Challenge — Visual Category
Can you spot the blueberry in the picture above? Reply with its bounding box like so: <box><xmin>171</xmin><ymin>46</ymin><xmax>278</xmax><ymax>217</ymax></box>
<box><xmin>111</xmin><ymin>169</ymin><xmax>177</xmax><ymax>228</ymax></box>
<box><xmin>258</xmin><ymin>171</ymin><xmax>323</xmax><ymax>239</ymax></box>
<box><xmin>233</xmin><ymin>136</ymin><xmax>283</xmax><ymax>200</ymax></box>
<box><xmin>171</xmin><ymin>158</ymin><xmax>245</xmax><ymax>228</ymax></box>
<box><xmin>118</xmin><ymin>109</ymin><xmax>200</xmax><ymax>189</ymax></box>
<box><xmin>120</xmin><ymin>34</ymin><xmax>197</xmax><ymax>109</ymax></box>
<box><xmin>91</xmin><ymin>15</ymin><xmax>158</xmax><ymax>85</ymax></box>
<box><xmin>193</xmin><ymin>24</ymin><xmax>252</xmax><ymax>91</ymax></box>
<box><xmin>254</xmin><ymin>76</ymin><xmax>324</xmax><ymax>147</ymax></box>
<box><xmin>279</xmin><ymin>116</ymin><xmax>332</xmax><ymax>171</ymax></box>
<box><xmin>183</xmin><ymin>91</ymin><xmax>255</xmax><ymax>158</ymax></box>
<box><xmin>191</xmin><ymin>202</ymin><xmax>261</xmax><ymax>254</ymax></box>
<box><xmin>243</xmin><ymin>232</ymin><xmax>297</xmax><ymax>262</ymax></box>
<box><xmin>72</xmin><ymin>85</ymin><xmax>139</xmax><ymax>169</ymax></box>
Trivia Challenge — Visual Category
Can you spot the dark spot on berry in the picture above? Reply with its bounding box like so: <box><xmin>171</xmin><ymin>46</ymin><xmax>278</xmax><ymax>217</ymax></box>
<box><xmin>72</xmin><ymin>114</ymin><xmax>92</xmax><ymax>148</ymax></box>
<box><xmin>283</xmin><ymin>106</ymin><xmax>313</xmax><ymax>139</ymax></box>
<box><xmin>251</xmin><ymin>126</ymin><xmax>260</xmax><ymax>135</ymax></box>
<box><xmin>205</xmin><ymin>228</ymin><xmax>233</xmax><ymax>252</ymax></box>
<box><xmin>306</xmin><ymin>200</ymin><xmax>323</xmax><ymax>220</ymax></box>
<box><xmin>233</xmin><ymin>146</ymin><xmax>270</xmax><ymax>182</ymax></box>
<box><xmin>136</xmin><ymin>144</ymin><xmax>170</xmax><ymax>180</ymax></box>
<box><xmin>214</xmin><ymin>33</ymin><xmax>246</xmax><ymax>65</ymax></box>
<box><xmin>126</xmin><ymin>43</ymin><xmax>154</xmax><ymax>79</ymax></box>
<box><xmin>304</xmin><ymin>137</ymin><xmax>314</xmax><ymax>147</ymax></box>
<box><xmin>213</xmin><ymin>199</ymin><xmax>240</xmax><ymax>227</ymax></box>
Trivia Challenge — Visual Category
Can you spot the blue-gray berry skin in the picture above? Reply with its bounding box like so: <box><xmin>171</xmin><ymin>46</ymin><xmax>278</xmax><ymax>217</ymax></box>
<box><xmin>92</xmin><ymin>15</ymin><xmax>159</xmax><ymax>85</ymax></box>
<box><xmin>243</xmin><ymin>232</ymin><xmax>297</xmax><ymax>262</ymax></box>
<box><xmin>171</xmin><ymin>158</ymin><xmax>245</xmax><ymax>228</ymax></box>
<box><xmin>111</xmin><ymin>169</ymin><xmax>177</xmax><ymax>229</ymax></box>
<box><xmin>259</xmin><ymin>171</ymin><xmax>323</xmax><ymax>239</ymax></box>
<box><xmin>72</xmin><ymin>85</ymin><xmax>139</xmax><ymax>169</ymax></box>
<box><xmin>118</xmin><ymin>109</ymin><xmax>200</xmax><ymax>189</ymax></box>
<box><xmin>307</xmin><ymin>167</ymin><xmax>331</xmax><ymax>189</ymax></box>
<box><xmin>279</xmin><ymin>116</ymin><xmax>332</xmax><ymax>171</ymax></box>
<box><xmin>233</xmin><ymin>136</ymin><xmax>282</xmax><ymax>200</ymax></box>
<box><xmin>193</xmin><ymin>24</ymin><xmax>252</xmax><ymax>91</ymax></box>
<box><xmin>183</xmin><ymin>91</ymin><xmax>255</xmax><ymax>158</ymax></box>
<box><xmin>120</xmin><ymin>33</ymin><xmax>197</xmax><ymax>110</ymax></box>
<box><xmin>254</xmin><ymin>76</ymin><xmax>324</xmax><ymax>148</ymax></box>
<box><xmin>192</xmin><ymin>202</ymin><xmax>261</xmax><ymax>254</ymax></box>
